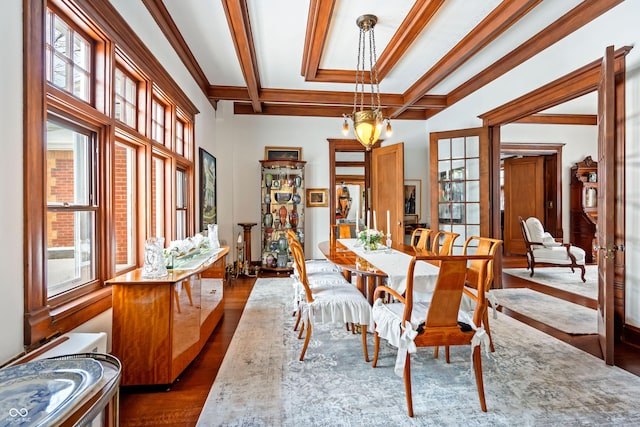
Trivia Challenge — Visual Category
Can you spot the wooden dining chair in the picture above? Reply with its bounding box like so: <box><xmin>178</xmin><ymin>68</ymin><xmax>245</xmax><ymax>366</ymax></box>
<box><xmin>409</xmin><ymin>228</ymin><xmax>432</xmax><ymax>252</ymax></box>
<box><xmin>430</xmin><ymin>230</ymin><xmax>460</xmax><ymax>255</ymax></box>
<box><xmin>330</xmin><ymin>223</ymin><xmax>355</xmax><ymax>243</ymax></box>
<box><xmin>371</xmin><ymin>253</ymin><xmax>494</xmax><ymax>417</ymax></box>
<box><xmin>289</xmin><ymin>240</ymin><xmax>372</xmax><ymax>362</ymax></box>
<box><xmin>462</xmin><ymin>236</ymin><xmax>503</xmax><ymax>352</ymax></box>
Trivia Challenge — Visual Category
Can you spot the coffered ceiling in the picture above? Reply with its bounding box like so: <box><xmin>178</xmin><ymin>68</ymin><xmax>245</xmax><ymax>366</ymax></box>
<box><xmin>142</xmin><ymin>0</ymin><xmax>620</xmax><ymax>121</ymax></box>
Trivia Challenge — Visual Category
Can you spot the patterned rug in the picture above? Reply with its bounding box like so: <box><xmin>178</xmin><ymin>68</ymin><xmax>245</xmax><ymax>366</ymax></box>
<box><xmin>197</xmin><ymin>278</ymin><xmax>640</xmax><ymax>426</ymax></box>
<box><xmin>503</xmin><ymin>265</ymin><xmax>597</xmax><ymax>300</ymax></box>
<box><xmin>491</xmin><ymin>288</ymin><xmax>597</xmax><ymax>334</ymax></box>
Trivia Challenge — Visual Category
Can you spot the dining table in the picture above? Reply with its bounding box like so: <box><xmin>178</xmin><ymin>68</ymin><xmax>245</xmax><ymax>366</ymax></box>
<box><xmin>318</xmin><ymin>238</ymin><xmax>441</xmax><ymax>304</ymax></box>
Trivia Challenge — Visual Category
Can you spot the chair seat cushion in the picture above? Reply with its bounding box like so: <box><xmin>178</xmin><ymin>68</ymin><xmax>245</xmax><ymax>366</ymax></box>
<box><xmin>302</xmin><ymin>283</ymin><xmax>373</xmax><ymax>328</ymax></box>
<box><xmin>531</xmin><ymin>245</ymin><xmax>586</xmax><ymax>264</ymax></box>
<box><xmin>293</xmin><ymin>259</ymin><xmax>340</xmax><ymax>276</ymax></box>
<box><xmin>372</xmin><ymin>300</ymin><xmax>430</xmax><ymax>348</ymax></box>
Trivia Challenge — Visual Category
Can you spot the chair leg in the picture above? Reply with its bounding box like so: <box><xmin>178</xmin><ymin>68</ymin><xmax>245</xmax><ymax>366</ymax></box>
<box><xmin>372</xmin><ymin>331</ymin><xmax>380</xmax><ymax>367</ymax></box>
<box><xmin>403</xmin><ymin>353</ymin><xmax>414</xmax><ymax>417</ymax></box>
<box><xmin>293</xmin><ymin>311</ymin><xmax>301</xmax><ymax>331</ymax></box>
<box><xmin>297</xmin><ymin>321</ymin><xmax>305</xmax><ymax>339</ymax></box>
<box><xmin>484</xmin><ymin>309</ymin><xmax>495</xmax><ymax>352</ymax></box>
<box><xmin>445</xmin><ymin>346</ymin><xmax>450</xmax><ymax>364</ymax></box>
<box><xmin>360</xmin><ymin>325</ymin><xmax>369</xmax><ymax>362</ymax></box>
<box><xmin>472</xmin><ymin>345</ymin><xmax>487</xmax><ymax>412</ymax></box>
<box><xmin>578</xmin><ymin>264</ymin><xmax>586</xmax><ymax>282</ymax></box>
<box><xmin>433</xmin><ymin>346</ymin><xmax>439</xmax><ymax>359</ymax></box>
<box><xmin>299</xmin><ymin>320</ymin><xmax>312</xmax><ymax>361</ymax></box>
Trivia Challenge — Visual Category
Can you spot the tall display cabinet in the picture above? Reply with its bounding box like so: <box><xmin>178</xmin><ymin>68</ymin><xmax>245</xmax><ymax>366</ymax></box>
<box><xmin>570</xmin><ymin>155</ymin><xmax>598</xmax><ymax>263</ymax></box>
<box><xmin>260</xmin><ymin>159</ymin><xmax>306</xmax><ymax>272</ymax></box>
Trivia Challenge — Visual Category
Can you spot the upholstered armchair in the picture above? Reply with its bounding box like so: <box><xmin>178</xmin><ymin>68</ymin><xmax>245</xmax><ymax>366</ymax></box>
<box><xmin>519</xmin><ymin>216</ymin><xmax>586</xmax><ymax>282</ymax></box>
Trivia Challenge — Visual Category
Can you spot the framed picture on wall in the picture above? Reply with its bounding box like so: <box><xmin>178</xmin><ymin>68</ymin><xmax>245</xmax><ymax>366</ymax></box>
<box><xmin>199</xmin><ymin>148</ymin><xmax>217</xmax><ymax>231</ymax></box>
<box><xmin>264</xmin><ymin>146</ymin><xmax>302</xmax><ymax>161</ymax></box>
<box><xmin>306</xmin><ymin>188</ymin><xmax>328</xmax><ymax>207</ymax></box>
<box><xmin>404</xmin><ymin>179</ymin><xmax>421</xmax><ymax>220</ymax></box>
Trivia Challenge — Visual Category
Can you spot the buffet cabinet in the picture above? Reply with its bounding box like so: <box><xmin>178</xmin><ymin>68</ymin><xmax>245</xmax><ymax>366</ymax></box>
<box><xmin>570</xmin><ymin>156</ymin><xmax>598</xmax><ymax>263</ymax></box>
<box><xmin>260</xmin><ymin>159</ymin><xmax>306</xmax><ymax>272</ymax></box>
<box><xmin>108</xmin><ymin>247</ymin><xmax>228</xmax><ymax>386</ymax></box>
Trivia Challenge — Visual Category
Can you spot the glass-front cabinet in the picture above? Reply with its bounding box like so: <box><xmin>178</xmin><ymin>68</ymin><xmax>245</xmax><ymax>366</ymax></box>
<box><xmin>260</xmin><ymin>160</ymin><xmax>306</xmax><ymax>271</ymax></box>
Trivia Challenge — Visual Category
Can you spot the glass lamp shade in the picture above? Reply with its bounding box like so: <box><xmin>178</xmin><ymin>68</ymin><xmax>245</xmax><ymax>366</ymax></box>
<box><xmin>354</xmin><ymin>109</ymin><xmax>383</xmax><ymax>150</ymax></box>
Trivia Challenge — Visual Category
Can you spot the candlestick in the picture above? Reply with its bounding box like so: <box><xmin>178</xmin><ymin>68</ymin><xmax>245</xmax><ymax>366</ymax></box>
<box><xmin>386</xmin><ymin>232</ymin><xmax>392</xmax><ymax>253</ymax></box>
<box><xmin>386</xmin><ymin>210</ymin><xmax>390</xmax><ymax>234</ymax></box>
<box><xmin>373</xmin><ymin>211</ymin><xmax>377</xmax><ymax>231</ymax></box>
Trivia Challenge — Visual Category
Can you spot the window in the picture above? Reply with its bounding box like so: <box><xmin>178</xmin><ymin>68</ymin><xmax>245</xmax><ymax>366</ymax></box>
<box><xmin>25</xmin><ymin>0</ymin><xmax>197</xmax><ymax>346</ymax></box>
<box><xmin>176</xmin><ymin>168</ymin><xmax>187</xmax><ymax>240</ymax></box>
<box><xmin>46</xmin><ymin>120</ymin><xmax>98</xmax><ymax>297</ymax></box>
<box><xmin>151</xmin><ymin>155</ymin><xmax>166</xmax><ymax>239</ymax></box>
<box><xmin>114</xmin><ymin>142</ymin><xmax>138</xmax><ymax>272</ymax></box>
<box><xmin>45</xmin><ymin>7</ymin><xmax>92</xmax><ymax>102</ymax></box>
<box><xmin>151</xmin><ymin>97</ymin><xmax>166</xmax><ymax>144</ymax></box>
<box><xmin>114</xmin><ymin>68</ymin><xmax>137</xmax><ymax>129</ymax></box>
<box><xmin>175</xmin><ymin>118</ymin><xmax>185</xmax><ymax>157</ymax></box>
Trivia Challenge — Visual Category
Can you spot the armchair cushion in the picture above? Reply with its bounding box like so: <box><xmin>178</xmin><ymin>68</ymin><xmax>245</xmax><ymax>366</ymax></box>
<box><xmin>525</xmin><ymin>217</ymin><xmax>561</xmax><ymax>247</ymax></box>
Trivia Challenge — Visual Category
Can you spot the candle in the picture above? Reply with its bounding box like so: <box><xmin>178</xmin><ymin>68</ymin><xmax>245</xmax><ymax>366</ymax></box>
<box><xmin>387</xmin><ymin>210</ymin><xmax>390</xmax><ymax>234</ymax></box>
<box><xmin>355</xmin><ymin>208</ymin><xmax>360</xmax><ymax>234</ymax></box>
<box><xmin>373</xmin><ymin>211</ymin><xmax>377</xmax><ymax>231</ymax></box>
<box><xmin>366</xmin><ymin>210</ymin><xmax>370</xmax><ymax>229</ymax></box>
<box><xmin>237</xmin><ymin>233</ymin><xmax>243</xmax><ymax>244</ymax></box>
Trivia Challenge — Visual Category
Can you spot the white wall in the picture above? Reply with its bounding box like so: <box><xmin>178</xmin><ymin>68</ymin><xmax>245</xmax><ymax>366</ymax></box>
<box><xmin>425</xmin><ymin>1</ymin><xmax>640</xmax><ymax>326</ymax></box>
<box><xmin>0</xmin><ymin>0</ymin><xmax>26</xmax><ymax>364</ymax></box>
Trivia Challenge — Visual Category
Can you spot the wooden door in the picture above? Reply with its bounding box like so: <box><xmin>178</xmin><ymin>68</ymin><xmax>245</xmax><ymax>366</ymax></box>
<box><xmin>430</xmin><ymin>127</ymin><xmax>490</xmax><ymax>254</ymax></box>
<box><xmin>503</xmin><ymin>156</ymin><xmax>545</xmax><ymax>255</ymax></box>
<box><xmin>597</xmin><ymin>45</ymin><xmax>615</xmax><ymax>365</ymax></box>
<box><xmin>371</xmin><ymin>143</ymin><xmax>404</xmax><ymax>243</ymax></box>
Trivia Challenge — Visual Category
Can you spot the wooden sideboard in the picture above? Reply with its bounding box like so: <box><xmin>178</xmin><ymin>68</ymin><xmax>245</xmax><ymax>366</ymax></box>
<box><xmin>107</xmin><ymin>247</ymin><xmax>228</xmax><ymax>386</ymax></box>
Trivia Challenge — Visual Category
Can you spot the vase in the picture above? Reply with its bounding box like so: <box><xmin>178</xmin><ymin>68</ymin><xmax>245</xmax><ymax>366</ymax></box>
<box><xmin>142</xmin><ymin>237</ymin><xmax>168</xmax><ymax>278</ymax></box>
<box><xmin>278</xmin><ymin>233</ymin><xmax>288</xmax><ymax>252</ymax></box>
<box><xmin>294</xmin><ymin>175</ymin><xmax>302</xmax><ymax>188</ymax></box>
<box><xmin>289</xmin><ymin>207</ymin><xmax>298</xmax><ymax>228</ymax></box>
<box><xmin>279</xmin><ymin>205</ymin><xmax>288</xmax><ymax>226</ymax></box>
<box><xmin>263</xmin><ymin>212</ymin><xmax>273</xmax><ymax>228</ymax></box>
<box><xmin>265</xmin><ymin>173</ymin><xmax>273</xmax><ymax>187</ymax></box>
<box><xmin>264</xmin><ymin>193</ymin><xmax>271</xmax><ymax>205</ymax></box>
<box><xmin>292</xmin><ymin>192</ymin><xmax>301</xmax><ymax>204</ymax></box>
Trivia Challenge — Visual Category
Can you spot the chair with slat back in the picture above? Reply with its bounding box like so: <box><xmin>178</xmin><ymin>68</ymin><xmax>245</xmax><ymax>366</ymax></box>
<box><xmin>289</xmin><ymin>240</ymin><xmax>372</xmax><ymax>362</ymax></box>
<box><xmin>330</xmin><ymin>223</ymin><xmax>355</xmax><ymax>243</ymax></box>
<box><xmin>371</xmin><ymin>253</ymin><xmax>494</xmax><ymax>417</ymax></box>
<box><xmin>462</xmin><ymin>236</ymin><xmax>503</xmax><ymax>353</ymax></box>
<box><xmin>409</xmin><ymin>228</ymin><xmax>432</xmax><ymax>252</ymax></box>
<box><xmin>430</xmin><ymin>230</ymin><xmax>460</xmax><ymax>255</ymax></box>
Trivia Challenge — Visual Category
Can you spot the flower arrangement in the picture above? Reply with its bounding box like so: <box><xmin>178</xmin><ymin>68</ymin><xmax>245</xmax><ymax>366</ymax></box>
<box><xmin>358</xmin><ymin>228</ymin><xmax>384</xmax><ymax>250</ymax></box>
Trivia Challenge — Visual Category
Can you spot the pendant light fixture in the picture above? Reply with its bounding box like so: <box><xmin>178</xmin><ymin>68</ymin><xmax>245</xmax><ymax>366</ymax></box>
<box><xmin>341</xmin><ymin>14</ymin><xmax>392</xmax><ymax>150</ymax></box>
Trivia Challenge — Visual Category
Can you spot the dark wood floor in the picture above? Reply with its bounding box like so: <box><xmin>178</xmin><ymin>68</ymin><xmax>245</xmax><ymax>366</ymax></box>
<box><xmin>119</xmin><ymin>258</ymin><xmax>640</xmax><ymax>426</ymax></box>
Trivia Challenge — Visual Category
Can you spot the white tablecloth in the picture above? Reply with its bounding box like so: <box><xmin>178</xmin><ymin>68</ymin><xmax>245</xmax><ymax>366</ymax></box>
<box><xmin>338</xmin><ymin>239</ymin><xmax>440</xmax><ymax>297</ymax></box>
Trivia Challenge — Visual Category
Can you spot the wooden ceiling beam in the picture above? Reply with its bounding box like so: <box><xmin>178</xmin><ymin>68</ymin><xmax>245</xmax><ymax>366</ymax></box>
<box><xmin>301</xmin><ymin>0</ymin><xmax>336</xmax><ymax>80</ymax></box>
<box><xmin>391</xmin><ymin>0</ymin><xmax>542</xmax><ymax>118</ymax></box>
<box><xmin>222</xmin><ymin>0</ymin><xmax>262</xmax><ymax>112</ymax></box>
<box><xmin>233</xmin><ymin>102</ymin><xmax>428</xmax><ymax>120</ymax></box>
<box><xmin>301</xmin><ymin>0</ymin><xmax>444</xmax><ymax>84</ymax></box>
<box><xmin>447</xmin><ymin>0</ymin><xmax>624</xmax><ymax>107</ymax></box>
<box><xmin>141</xmin><ymin>0</ymin><xmax>209</xmax><ymax>93</ymax></box>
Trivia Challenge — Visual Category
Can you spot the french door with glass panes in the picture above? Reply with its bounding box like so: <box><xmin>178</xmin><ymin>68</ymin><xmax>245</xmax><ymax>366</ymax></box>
<box><xmin>429</xmin><ymin>128</ymin><xmax>490</xmax><ymax>254</ymax></box>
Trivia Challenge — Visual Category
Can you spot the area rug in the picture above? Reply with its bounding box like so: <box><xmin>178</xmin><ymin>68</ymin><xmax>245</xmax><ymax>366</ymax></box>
<box><xmin>491</xmin><ymin>288</ymin><xmax>597</xmax><ymax>335</ymax></box>
<box><xmin>503</xmin><ymin>265</ymin><xmax>597</xmax><ymax>300</ymax></box>
<box><xmin>197</xmin><ymin>278</ymin><xmax>640</xmax><ymax>426</ymax></box>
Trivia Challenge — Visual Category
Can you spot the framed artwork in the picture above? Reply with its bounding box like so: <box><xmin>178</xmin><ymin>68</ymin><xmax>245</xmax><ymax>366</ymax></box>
<box><xmin>404</xmin><ymin>179</ymin><xmax>421</xmax><ymax>219</ymax></box>
<box><xmin>264</xmin><ymin>146</ymin><xmax>302</xmax><ymax>161</ymax></box>
<box><xmin>199</xmin><ymin>148</ymin><xmax>217</xmax><ymax>231</ymax></box>
<box><xmin>306</xmin><ymin>188</ymin><xmax>328</xmax><ymax>207</ymax></box>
